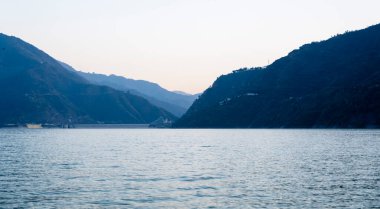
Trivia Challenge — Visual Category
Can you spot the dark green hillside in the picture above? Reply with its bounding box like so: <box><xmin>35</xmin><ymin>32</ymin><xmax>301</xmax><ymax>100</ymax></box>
<box><xmin>175</xmin><ymin>24</ymin><xmax>380</xmax><ymax>128</ymax></box>
<box><xmin>0</xmin><ymin>33</ymin><xmax>175</xmax><ymax>125</ymax></box>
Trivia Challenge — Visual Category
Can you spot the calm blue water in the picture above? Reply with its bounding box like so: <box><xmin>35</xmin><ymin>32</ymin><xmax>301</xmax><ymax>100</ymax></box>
<box><xmin>0</xmin><ymin>129</ymin><xmax>379</xmax><ymax>208</ymax></box>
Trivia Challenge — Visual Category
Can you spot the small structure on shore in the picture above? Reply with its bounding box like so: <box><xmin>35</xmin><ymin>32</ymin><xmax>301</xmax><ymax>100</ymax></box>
<box><xmin>26</xmin><ymin>124</ymin><xmax>42</xmax><ymax>129</ymax></box>
<box><xmin>149</xmin><ymin>117</ymin><xmax>173</xmax><ymax>128</ymax></box>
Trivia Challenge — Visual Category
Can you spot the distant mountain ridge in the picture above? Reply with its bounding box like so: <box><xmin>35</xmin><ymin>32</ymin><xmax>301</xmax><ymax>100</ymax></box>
<box><xmin>175</xmin><ymin>23</ymin><xmax>380</xmax><ymax>128</ymax></box>
<box><xmin>59</xmin><ymin>62</ymin><xmax>198</xmax><ymax>117</ymax></box>
<box><xmin>172</xmin><ymin>91</ymin><xmax>194</xmax><ymax>96</ymax></box>
<box><xmin>0</xmin><ymin>33</ymin><xmax>175</xmax><ymax>125</ymax></box>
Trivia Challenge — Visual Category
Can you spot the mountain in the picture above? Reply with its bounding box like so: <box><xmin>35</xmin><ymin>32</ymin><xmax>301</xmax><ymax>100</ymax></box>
<box><xmin>0</xmin><ymin>33</ymin><xmax>175</xmax><ymax>125</ymax></box>
<box><xmin>76</xmin><ymin>72</ymin><xmax>198</xmax><ymax>117</ymax></box>
<box><xmin>172</xmin><ymin>91</ymin><xmax>193</xmax><ymax>96</ymax></box>
<box><xmin>59</xmin><ymin>63</ymin><xmax>198</xmax><ymax>117</ymax></box>
<box><xmin>175</xmin><ymin>24</ymin><xmax>380</xmax><ymax>128</ymax></box>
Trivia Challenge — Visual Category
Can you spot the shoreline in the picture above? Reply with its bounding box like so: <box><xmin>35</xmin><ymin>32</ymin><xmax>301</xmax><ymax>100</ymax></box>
<box><xmin>0</xmin><ymin>124</ymin><xmax>151</xmax><ymax>129</ymax></box>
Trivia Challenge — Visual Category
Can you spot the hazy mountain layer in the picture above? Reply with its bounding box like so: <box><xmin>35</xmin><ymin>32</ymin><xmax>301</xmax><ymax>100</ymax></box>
<box><xmin>60</xmin><ymin>62</ymin><xmax>198</xmax><ymax>117</ymax></box>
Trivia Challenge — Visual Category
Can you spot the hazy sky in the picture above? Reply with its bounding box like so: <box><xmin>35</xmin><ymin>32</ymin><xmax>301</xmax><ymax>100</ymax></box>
<box><xmin>1</xmin><ymin>0</ymin><xmax>380</xmax><ymax>93</ymax></box>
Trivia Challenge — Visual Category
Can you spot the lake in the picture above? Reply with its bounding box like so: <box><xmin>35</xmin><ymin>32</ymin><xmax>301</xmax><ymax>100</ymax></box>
<box><xmin>0</xmin><ymin>129</ymin><xmax>379</xmax><ymax>208</ymax></box>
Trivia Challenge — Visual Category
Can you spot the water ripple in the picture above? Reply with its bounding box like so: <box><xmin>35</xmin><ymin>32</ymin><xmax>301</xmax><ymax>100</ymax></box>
<box><xmin>0</xmin><ymin>129</ymin><xmax>379</xmax><ymax>208</ymax></box>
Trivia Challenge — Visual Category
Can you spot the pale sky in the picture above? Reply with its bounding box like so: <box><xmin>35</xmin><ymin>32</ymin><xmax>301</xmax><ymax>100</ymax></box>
<box><xmin>1</xmin><ymin>0</ymin><xmax>380</xmax><ymax>93</ymax></box>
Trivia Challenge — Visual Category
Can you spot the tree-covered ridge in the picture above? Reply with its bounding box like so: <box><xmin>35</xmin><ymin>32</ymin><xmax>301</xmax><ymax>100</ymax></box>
<box><xmin>175</xmin><ymin>23</ymin><xmax>380</xmax><ymax>128</ymax></box>
<box><xmin>0</xmin><ymin>33</ymin><xmax>175</xmax><ymax>125</ymax></box>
